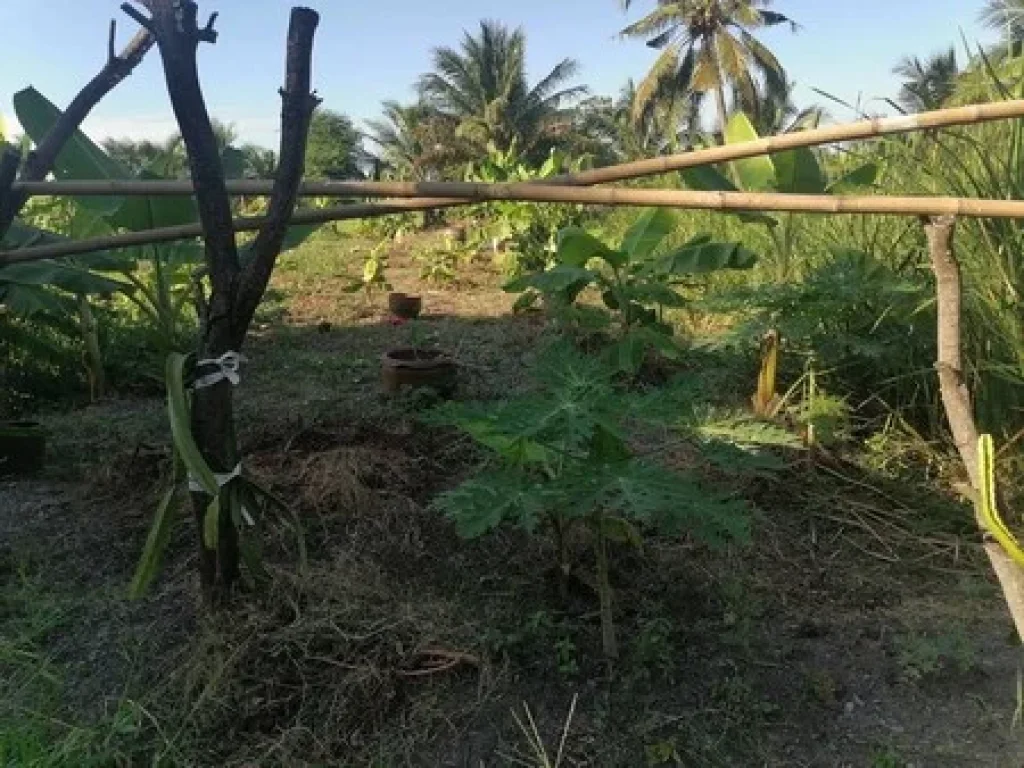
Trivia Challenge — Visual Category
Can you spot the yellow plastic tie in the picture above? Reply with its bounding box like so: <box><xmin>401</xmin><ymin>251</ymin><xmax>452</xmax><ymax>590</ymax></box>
<box><xmin>977</xmin><ymin>434</ymin><xmax>1024</xmax><ymax>569</ymax></box>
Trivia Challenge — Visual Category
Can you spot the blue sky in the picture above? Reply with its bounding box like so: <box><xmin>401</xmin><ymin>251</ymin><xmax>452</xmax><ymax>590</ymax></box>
<box><xmin>0</xmin><ymin>0</ymin><xmax>996</xmax><ymax>149</ymax></box>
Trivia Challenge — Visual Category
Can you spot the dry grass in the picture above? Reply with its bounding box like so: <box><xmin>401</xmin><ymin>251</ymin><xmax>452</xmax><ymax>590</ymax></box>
<box><xmin>173</xmin><ymin>560</ymin><xmax>488</xmax><ymax>766</ymax></box>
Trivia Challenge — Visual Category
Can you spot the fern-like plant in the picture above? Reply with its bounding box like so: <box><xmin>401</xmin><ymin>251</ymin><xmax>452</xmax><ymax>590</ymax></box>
<box><xmin>426</xmin><ymin>342</ymin><xmax>786</xmax><ymax>659</ymax></box>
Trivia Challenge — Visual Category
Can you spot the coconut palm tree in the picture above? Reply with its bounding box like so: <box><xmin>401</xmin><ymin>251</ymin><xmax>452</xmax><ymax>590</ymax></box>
<box><xmin>892</xmin><ymin>48</ymin><xmax>959</xmax><ymax>112</ymax></box>
<box><xmin>735</xmin><ymin>77</ymin><xmax>824</xmax><ymax>135</ymax></box>
<box><xmin>619</xmin><ymin>0</ymin><xmax>796</xmax><ymax>135</ymax></box>
<box><xmin>980</xmin><ymin>0</ymin><xmax>1024</xmax><ymax>51</ymax></box>
<box><xmin>417</xmin><ymin>20</ymin><xmax>588</xmax><ymax>163</ymax></box>
<box><xmin>573</xmin><ymin>80</ymin><xmax>702</xmax><ymax>162</ymax></box>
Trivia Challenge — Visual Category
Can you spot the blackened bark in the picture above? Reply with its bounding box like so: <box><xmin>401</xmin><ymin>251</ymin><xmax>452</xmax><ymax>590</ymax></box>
<box><xmin>235</xmin><ymin>8</ymin><xmax>321</xmax><ymax>331</ymax></box>
<box><xmin>0</xmin><ymin>148</ymin><xmax>22</xmax><ymax>233</ymax></box>
<box><xmin>132</xmin><ymin>1</ymin><xmax>241</xmax><ymax>597</ymax></box>
<box><xmin>134</xmin><ymin>2</ymin><xmax>319</xmax><ymax>600</ymax></box>
<box><xmin>0</xmin><ymin>26</ymin><xmax>154</xmax><ymax>239</ymax></box>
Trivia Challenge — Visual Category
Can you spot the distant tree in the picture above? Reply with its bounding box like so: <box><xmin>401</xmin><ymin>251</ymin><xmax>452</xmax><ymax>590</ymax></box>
<box><xmin>892</xmin><ymin>48</ymin><xmax>959</xmax><ymax>112</ymax></box>
<box><xmin>102</xmin><ymin>118</ymin><xmax>239</xmax><ymax>177</ymax></box>
<box><xmin>619</xmin><ymin>0</ymin><xmax>796</xmax><ymax>135</ymax></box>
<box><xmin>304</xmin><ymin>108</ymin><xmax>365</xmax><ymax>179</ymax></box>
<box><xmin>418</xmin><ymin>20</ymin><xmax>588</xmax><ymax>163</ymax></box>
<box><xmin>237</xmin><ymin>144</ymin><xmax>277</xmax><ymax>178</ymax></box>
<box><xmin>572</xmin><ymin>80</ymin><xmax>701</xmax><ymax>163</ymax></box>
<box><xmin>366</xmin><ymin>100</ymin><xmax>468</xmax><ymax>180</ymax></box>
<box><xmin>102</xmin><ymin>136</ymin><xmax>183</xmax><ymax>175</ymax></box>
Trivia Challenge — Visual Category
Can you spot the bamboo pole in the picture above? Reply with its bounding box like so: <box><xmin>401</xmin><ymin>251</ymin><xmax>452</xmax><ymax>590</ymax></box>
<box><xmin>5</xmin><ymin>186</ymin><xmax>1024</xmax><ymax>267</ymax></box>
<box><xmin>12</xmin><ymin>99</ymin><xmax>1024</xmax><ymax>202</ymax></box>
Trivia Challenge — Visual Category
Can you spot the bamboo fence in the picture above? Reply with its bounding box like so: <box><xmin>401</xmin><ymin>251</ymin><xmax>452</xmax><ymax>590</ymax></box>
<box><xmin>4</xmin><ymin>98</ymin><xmax>1024</xmax><ymax>267</ymax></box>
<box><xmin>11</xmin><ymin>98</ymin><xmax>1024</xmax><ymax>200</ymax></box>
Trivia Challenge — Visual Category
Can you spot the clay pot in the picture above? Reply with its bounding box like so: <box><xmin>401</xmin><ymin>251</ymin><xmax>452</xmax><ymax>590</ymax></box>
<box><xmin>388</xmin><ymin>292</ymin><xmax>423</xmax><ymax>320</ymax></box>
<box><xmin>381</xmin><ymin>347</ymin><xmax>457</xmax><ymax>396</ymax></box>
<box><xmin>0</xmin><ymin>421</ymin><xmax>46</xmax><ymax>476</ymax></box>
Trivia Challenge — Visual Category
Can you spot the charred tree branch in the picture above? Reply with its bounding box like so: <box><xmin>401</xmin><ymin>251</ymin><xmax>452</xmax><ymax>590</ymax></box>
<box><xmin>0</xmin><ymin>24</ymin><xmax>154</xmax><ymax>239</ymax></box>
<box><xmin>140</xmin><ymin>0</ymin><xmax>241</xmax><ymax>595</ymax></box>
<box><xmin>141</xmin><ymin>3</ymin><xmax>320</xmax><ymax>599</ymax></box>
<box><xmin>235</xmin><ymin>7</ymin><xmax>320</xmax><ymax>331</ymax></box>
<box><xmin>0</xmin><ymin>148</ymin><xmax>24</xmax><ymax>236</ymax></box>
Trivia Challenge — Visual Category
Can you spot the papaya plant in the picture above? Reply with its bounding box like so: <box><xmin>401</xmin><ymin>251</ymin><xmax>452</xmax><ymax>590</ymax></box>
<box><xmin>505</xmin><ymin>209</ymin><xmax>757</xmax><ymax>374</ymax></box>
<box><xmin>343</xmin><ymin>242</ymin><xmax>392</xmax><ymax>302</ymax></box>
<box><xmin>426</xmin><ymin>341</ymin><xmax>755</xmax><ymax>659</ymax></box>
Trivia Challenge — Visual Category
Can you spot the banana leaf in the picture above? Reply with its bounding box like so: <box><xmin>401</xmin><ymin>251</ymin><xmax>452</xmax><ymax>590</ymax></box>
<box><xmin>13</xmin><ymin>87</ymin><xmax>129</xmax><ymax>216</ymax></box>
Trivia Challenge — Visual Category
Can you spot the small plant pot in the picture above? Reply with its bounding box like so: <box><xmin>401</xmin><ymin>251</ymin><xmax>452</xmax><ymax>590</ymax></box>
<box><xmin>381</xmin><ymin>347</ymin><xmax>457</xmax><ymax>396</ymax></box>
<box><xmin>0</xmin><ymin>421</ymin><xmax>46</xmax><ymax>476</ymax></box>
<box><xmin>388</xmin><ymin>292</ymin><xmax>423</xmax><ymax>320</ymax></box>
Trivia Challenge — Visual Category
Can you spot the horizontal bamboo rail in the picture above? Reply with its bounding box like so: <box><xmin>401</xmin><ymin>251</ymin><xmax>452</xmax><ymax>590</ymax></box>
<box><xmin>5</xmin><ymin>186</ymin><xmax>1024</xmax><ymax>266</ymax></box>
<box><xmin>4</xmin><ymin>98</ymin><xmax>1024</xmax><ymax>267</ymax></box>
<box><xmin>12</xmin><ymin>98</ymin><xmax>1024</xmax><ymax>202</ymax></box>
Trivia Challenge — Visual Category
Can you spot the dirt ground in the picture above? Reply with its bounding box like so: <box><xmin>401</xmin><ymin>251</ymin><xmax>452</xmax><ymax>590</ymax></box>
<box><xmin>3</xmin><ymin>233</ymin><xmax>1024</xmax><ymax>767</ymax></box>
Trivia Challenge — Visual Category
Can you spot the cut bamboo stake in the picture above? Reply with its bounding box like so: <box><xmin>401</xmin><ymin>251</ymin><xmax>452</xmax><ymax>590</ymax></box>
<box><xmin>7</xmin><ymin>187</ymin><xmax>1024</xmax><ymax>266</ymax></box>
<box><xmin>12</xmin><ymin>98</ymin><xmax>1024</xmax><ymax>200</ymax></box>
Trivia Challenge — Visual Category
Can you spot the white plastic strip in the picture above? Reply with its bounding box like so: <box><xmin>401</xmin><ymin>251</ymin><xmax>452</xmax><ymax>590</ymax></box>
<box><xmin>187</xmin><ymin>463</ymin><xmax>255</xmax><ymax>526</ymax></box>
<box><xmin>188</xmin><ymin>463</ymin><xmax>242</xmax><ymax>493</ymax></box>
<box><xmin>193</xmin><ymin>351</ymin><xmax>246</xmax><ymax>390</ymax></box>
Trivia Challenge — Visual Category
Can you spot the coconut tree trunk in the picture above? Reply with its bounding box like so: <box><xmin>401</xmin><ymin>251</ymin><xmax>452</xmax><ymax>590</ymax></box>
<box><xmin>925</xmin><ymin>215</ymin><xmax>1024</xmax><ymax>642</ymax></box>
<box><xmin>713</xmin><ymin>85</ymin><xmax>730</xmax><ymax>139</ymax></box>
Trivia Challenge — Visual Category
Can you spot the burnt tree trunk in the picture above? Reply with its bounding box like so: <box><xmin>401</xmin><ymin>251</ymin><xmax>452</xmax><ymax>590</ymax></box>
<box><xmin>925</xmin><ymin>216</ymin><xmax>1024</xmax><ymax>642</ymax></box>
<box><xmin>128</xmin><ymin>0</ymin><xmax>320</xmax><ymax>600</ymax></box>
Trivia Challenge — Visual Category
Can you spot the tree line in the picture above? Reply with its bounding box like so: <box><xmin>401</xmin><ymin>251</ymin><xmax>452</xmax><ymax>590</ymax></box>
<box><xmin>100</xmin><ymin>1</ymin><xmax>1022</xmax><ymax>182</ymax></box>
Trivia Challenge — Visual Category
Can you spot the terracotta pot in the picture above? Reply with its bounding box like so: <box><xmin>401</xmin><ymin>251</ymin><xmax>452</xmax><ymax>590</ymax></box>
<box><xmin>0</xmin><ymin>421</ymin><xmax>46</xmax><ymax>476</ymax></box>
<box><xmin>388</xmin><ymin>292</ymin><xmax>423</xmax><ymax>320</ymax></box>
<box><xmin>381</xmin><ymin>347</ymin><xmax>457</xmax><ymax>396</ymax></box>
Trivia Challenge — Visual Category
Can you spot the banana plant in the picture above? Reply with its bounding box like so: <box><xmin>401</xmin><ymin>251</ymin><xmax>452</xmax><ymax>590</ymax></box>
<box><xmin>2</xmin><ymin>220</ymin><xmax>132</xmax><ymax>398</ymax></box>
<box><xmin>506</xmin><ymin>209</ymin><xmax>757</xmax><ymax>374</ymax></box>
<box><xmin>13</xmin><ymin>87</ymin><xmax>319</xmax><ymax>353</ymax></box>
<box><xmin>683</xmin><ymin>112</ymin><xmax>880</xmax><ymax>282</ymax></box>
<box><xmin>464</xmin><ymin>141</ymin><xmax>587</xmax><ymax>273</ymax></box>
